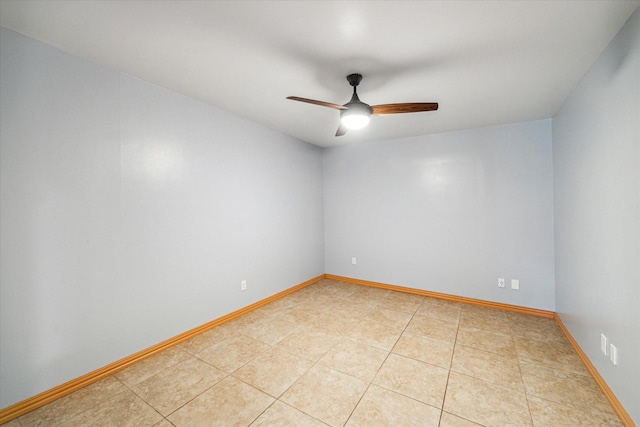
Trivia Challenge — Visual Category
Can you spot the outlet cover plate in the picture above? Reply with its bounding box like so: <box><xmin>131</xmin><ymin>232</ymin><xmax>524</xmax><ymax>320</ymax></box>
<box><xmin>610</xmin><ymin>344</ymin><xmax>618</xmax><ymax>365</ymax></box>
<box><xmin>601</xmin><ymin>334</ymin><xmax>608</xmax><ymax>355</ymax></box>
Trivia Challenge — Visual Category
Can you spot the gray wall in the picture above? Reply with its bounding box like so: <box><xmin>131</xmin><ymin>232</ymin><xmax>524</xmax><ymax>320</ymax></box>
<box><xmin>553</xmin><ymin>9</ymin><xmax>640</xmax><ymax>422</ymax></box>
<box><xmin>0</xmin><ymin>28</ymin><xmax>324</xmax><ymax>408</ymax></box>
<box><xmin>323</xmin><ymin>120</ymin><xmax>555</xmax><ymax>310</ymax></box>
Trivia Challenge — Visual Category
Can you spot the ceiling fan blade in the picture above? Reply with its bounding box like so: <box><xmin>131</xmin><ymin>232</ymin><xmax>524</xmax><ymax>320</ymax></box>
<box><xmin>371</xmin><ymin>102</ymin><xmax>438</xmax><ymax>115</ymax></box>
<box><xmin>287</xmin><ymin>96</ymin><xmax>347</xmax><ymax>110</ymax></box>
<box><xmin>335</xmin><ymin>124</ymin><xmax>348</xmax><ymax>137</ymax></box>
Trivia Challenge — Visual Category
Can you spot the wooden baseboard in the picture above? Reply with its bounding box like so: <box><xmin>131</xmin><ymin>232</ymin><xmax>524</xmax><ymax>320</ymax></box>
<box><xmin>325</xmin><ymin>274</ymin><xmax>555</xmax><ymax>318</ymax></box>
<box><xmin>3</xmin><ymin>274</ymin><xmax>634</xmax><ymax>426</ymax></box>
<box><xmin>553</xmin><ymin>314</ymin><xmax>636</xmax><ymax>427</ymax></box>
<box><xmin>0</xmin><ymin>275</ymin><xmax>324</xmax><ymax>424</ymax></box>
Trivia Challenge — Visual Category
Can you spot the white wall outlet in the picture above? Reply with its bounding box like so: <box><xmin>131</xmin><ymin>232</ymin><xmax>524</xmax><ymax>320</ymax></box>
<box><xmin>352</xmin><ymin>257</ymin><xmax>357</xmax><ymax>265</ymax></box>
<box><xmin>600</xmin><ymin>334</ymin><xmax>608</xmax><ymax>355</ymax></box>
<box><xmin>241</xmin><ymin>280</ymin><xmax>247</xmax><ymax>291</ymax></box>
<box><xmin>609</xmin><ymin>344</ymin><xmax>618</xmax><ymax>365</ymax></box>
<box><xmin>498</xmin><ymin>278</ymin><xmax>505</xmax><ymax>288</ymax></box>
<box><xmin>511</xmin><ymin>279</ymin><xmax>519</xmax><ymax>290</ymax></box>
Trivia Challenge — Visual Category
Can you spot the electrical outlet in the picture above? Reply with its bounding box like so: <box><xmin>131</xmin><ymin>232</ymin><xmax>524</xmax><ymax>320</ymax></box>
<box><xmin>241</xmin><ymin>280</ymin><xmax>247</xmax><ymax>291</ymax></box>
<box><xmin>610</xmin><ymin>344</ymin><xmax>618</xmax><ymax>365</ymax></box>
<box><xmin>600</xmin><ymin>334</ymin><xmax>608</xmax><ymax>355</ymax></box>
<box><xmin>498</xmin><ymin>278</ymin><xmax>505</xmax><ymax>288</ymax></box>
<box><xmin>511</xmin><ymin>279</ymin><xmax>519</xmax><ymax>290</ymax></box>
<box><xmin>352</xmin><ymin>257</ymin><xmax>357</xmax><ymax>265</ymax></box>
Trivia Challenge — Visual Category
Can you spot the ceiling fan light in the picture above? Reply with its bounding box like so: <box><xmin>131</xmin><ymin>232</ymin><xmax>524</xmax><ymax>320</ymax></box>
<box><xmin>340</xmin><ymin>101</ymin><xmax>372</xmax><ymax>130</ymax></box>
<box><xmin>341</xmin><ymin>112</ymin><xmax>370</xmax><ymax>130</ymax></box>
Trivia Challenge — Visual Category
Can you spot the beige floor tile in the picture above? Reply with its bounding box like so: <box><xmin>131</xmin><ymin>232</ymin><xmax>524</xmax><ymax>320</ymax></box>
<box><xmin>277</xmin><ymin>305</ymin><xmax>327</xmax><ymax>325</ymax></box>
<box><xmin>240</xmin><ymin>316</ymin><xmax>300</xmax><ymax>345</ymax></box>
<box><xmin>443</xmin><ymin>371</ymin><xmax>532</xmax><ymax>427</ymax></box>
<box><xmin>458</xmin><ymin>312</ymin><xmax>511</xmax><ymax>335</ymax></box>
<box><xmin>275</xmin><ymin>327</ymin><xmax>339</xmax><ymax>361</ymax></box>
<box><xmin>439</xmin><ymin>411</ymin><xmax>484</xmax><ymax>427</ymax></box>
<box><xmin>211</xmin><ymin>317</ymin><xmax>252</xmax><ymax>337</ymax></box>
<box><xmin>19</xmin><ymin>376</ymin><xmax>128</xmax><ymax>427</ymax></box>
<box><xmin>509</xmin><ymin>320</ymin><xmax>569</xmax><ymax>346</ymax></box>
<box><xmin>450</xmin><ymin>344</ymin><xmax>524</xmax><ymax>392</ymax></box>
<box><xmin>383</xmin><ymin>291</ymin><xmax>424</xmax><ymax>314</ymax></box>
<box><xmin>460</xmin><ymin>305</ymin><xmax>507</xmax><ymax>320</ymax></box>
<box><xmin>324</xmin><ymin>297</ymin><xmax>376</xmax><ymax>317</ymax></box>
<box><xmin>131</xmin><ymin>356</ymin><xmax>226</xmax><ymax>416</ymax></box>
<box><xmin>345</xmin><ymin>384</ymin><xmax>441</xmax><ymax>427</ymax></box>
<box><xmin>178</xmin><ymin>329</ymin><xmax>221</xmax><ymax>355</ymax></box>
<box><xmin>315</xmin><ymin>280</ymin><xmax>361</xmax><ymax>297</ymax></box>
<box><xmin>178</xmin><ymin>321</ymin><xmax>245</xmax><ymax>355</ymax></box>
<box><xmin>415</xmin><ymin>300</ymin><xmax>461</xmax><ymax>325</ymax></box>
<box><xmin>331</xmin><ymin>296</ymin><xmax>377</xmax><ymax>314</ymax></box>
<box><xmin>327</xmin><ymin>303</ymin><xmax>373</xmax><ymax>320</ymax></box>
<box><xmin>59</xmin><ymin>389</ymin><xmax>162</xmax><ymax>427</ymax></box>
<box><xmin>527</xmin><ymin>395</ymin><xmax>623</xmax><ymax>426</ymax></box>
<box><xmin>349</xmin><ymin>285</ymin><xmax>391</xmax><ymax>306</ymax></box>
<box><xmin>347</xmin><ymin>320</ymin><xmax>403</xmax><ymax>351</ymax></box>
<box><xmin>507</xmin><ymin>313</ymin><xmax>569</xmax><ymax>344</ymax></box>
<box><xmin>373</xmin><ymin>353</ymin><xmax>449</xmax><ymax>408</ymax></box>
<box><xmin>234</xmin><ymin>307</ymin><xmax>277</xmax><ymax>325</ymax></box>
<box><xmin>520</xmin><ymin>362</ymin><xmax>618</xmax><ymax>417</ymax></box>
<box><xmin>363</xmin><ymin>307</ymin><xmax>413</xmax><ymax>329</ymax></box>
<box><xmin>299</xmin><ymin>298</ymin><xmax>346</xmax><ymax>315</ymax></box>
<box><xmin>232</xmin><ymin>347</ymin><xmax>313</xmax><ymax>397</ymax></box>
<box><xmin>168</xmin><ymin>376</ymin><xmax>274</xmax><ymax>426</ymax></box>
<box><xmin>514</xmin><ymin>337</ymin><xmax>589</xmax><ymax>375</ymax></box>
<box><xmin>249</xmin><ymin>401</ymin><xmax>329</xmax><ymax>426</ymax></box>
<box><xmin>280</xmin><ymin>364</ymin><xmax>367</xmax><ymax>427</ymax></box>
<box><xmin>317</xmin><ymin>338</ymin><xmax>388</xmax><ymax>382</ymax></box>
<box><xmin>151</xmin><ymin>420</ymin><xmax>174</xmax><ymax>427</ymax></box>
<box><xmin>300</xmin><ymin>285</ymin><xmax>328</xmax><ymax>298</ymax></box>
<box><xmin>456</xmin><ymin>327</ymin><xmax>515</xmax><ymax>357</ymax></box>
<box><xmin>405</xmin><ymin>314</ymin><xmax>458</xmax><ymax>343</ymax></box>
<box><xmin>391</xmin><ymin>331</ymin><xmax>454</xmax><ymax>369</ymax></box>
<box><xmin>115</xmin><ymin>347</ymin><xmax>192</xmax><ymax>387</ymax></box>
<box><xmin>1</xmin><ymin>420</ymin><xmax>21</xmax><ymax>427</ymax></box>
<box><xmin>306</xmin><ymin>310</ymin><xmax>362</xmax><ymax>335</ymax></box>
<box><xmin>196</xmin><ymin>334</ymin><xmax>271</xmax><ymax>372</ymax></box>
<box><xmin>305</xmin><ymin>291</ymin><xmax>346</xmax><ymax>305</ymax></box>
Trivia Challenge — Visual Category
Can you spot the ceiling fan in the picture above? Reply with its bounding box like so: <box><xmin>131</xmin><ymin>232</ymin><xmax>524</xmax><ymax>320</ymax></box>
<box><xmin>287</xmin><ymin>73</ymin><xmax>438</xmax><ymax>137</ymax></box>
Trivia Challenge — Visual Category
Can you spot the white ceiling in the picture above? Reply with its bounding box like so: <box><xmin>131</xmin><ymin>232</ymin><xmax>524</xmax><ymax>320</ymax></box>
<box><xmin>1</xmin><ymin>1</ymin><xmax>638</xmax><ymax>147</ymax></box>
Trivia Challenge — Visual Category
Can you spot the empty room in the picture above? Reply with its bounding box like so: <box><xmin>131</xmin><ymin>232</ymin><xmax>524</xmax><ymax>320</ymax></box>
<box><xmin>0</xmin><ymin>1</ymin><xmax>638</xmax><ymax>426</ymax></box>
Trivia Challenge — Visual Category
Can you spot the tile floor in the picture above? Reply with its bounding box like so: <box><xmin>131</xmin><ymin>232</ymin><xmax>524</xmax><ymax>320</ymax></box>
<box><xmin>4</xmin><ymin>279</ymin><xmax>623</xmax><ymax>427</ymax></box>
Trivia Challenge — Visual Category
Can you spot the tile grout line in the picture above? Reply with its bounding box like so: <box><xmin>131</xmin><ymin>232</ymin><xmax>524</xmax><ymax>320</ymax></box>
<box><xmin>507</xmin><ymin>313</ymin><xmax>537</xmax><ymax>427</ymax></box>
<box><xmin>437</xmin><ymin>304</ymin><xmax>461</xmax><ymax>427</ymax></box>
<box><xmin>341</xmin><ymin>296</ymin><xmax>409</xmax><ymax>426</ymax></box>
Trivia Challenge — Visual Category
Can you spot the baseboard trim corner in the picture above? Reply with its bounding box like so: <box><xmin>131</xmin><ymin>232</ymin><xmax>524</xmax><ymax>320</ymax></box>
<box><xmin>553</xmin><ymin>314</ymin><xmax>636</xmax><ymax>427</ymax></box>
<box><xmin>325</xmin><ymin>274</ymin><xmax>634</xmax><ymax>426</ymax></box>
<box><xmin>324</xmin><ymin>274</ymin><xmax>554</xmax><ymax>318</ymax></box>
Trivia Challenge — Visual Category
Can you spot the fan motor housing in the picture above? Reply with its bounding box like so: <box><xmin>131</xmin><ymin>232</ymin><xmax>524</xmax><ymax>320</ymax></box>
<box><xmin>346</xmin><ymin>73</ymin><xmax>363</xmax><ymax>87</ymax></box>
